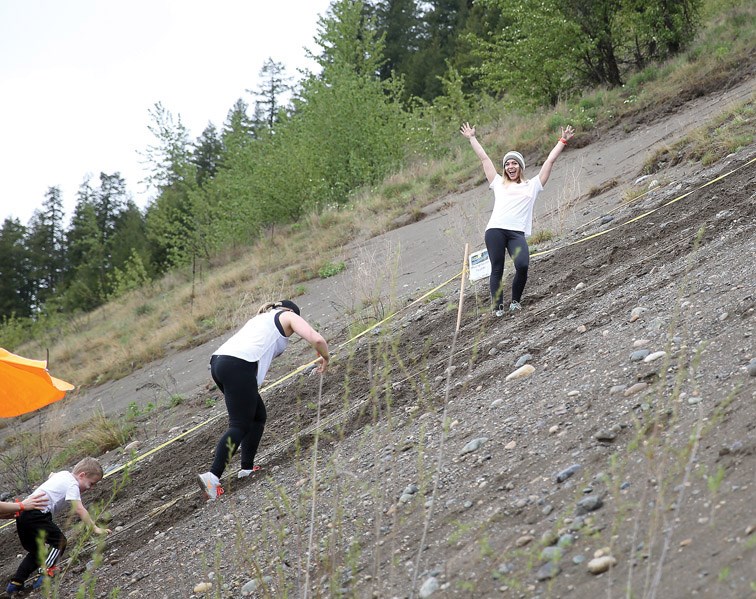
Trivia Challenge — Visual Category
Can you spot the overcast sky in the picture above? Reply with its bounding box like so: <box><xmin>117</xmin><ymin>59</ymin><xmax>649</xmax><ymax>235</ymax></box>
<box><xmin>0</xmin><ymin>0</ymin><xmax>333</xmax><ymax>226</ymax></box>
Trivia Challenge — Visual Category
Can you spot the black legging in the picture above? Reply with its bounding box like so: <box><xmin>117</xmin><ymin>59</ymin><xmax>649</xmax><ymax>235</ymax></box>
<box><xmin>484</xmin><ymin>228</ymin><xmax>529</xmax><ymax>309</ymax></box>
<box><xmin>209</xmin><ymin>354</ymin><xmax>267</xmax><ymax>477</ymax></box>
<box><xmin>13</xmin><ymin>511</ymin><xmax>66</xmax><ymax>583</ymax></box>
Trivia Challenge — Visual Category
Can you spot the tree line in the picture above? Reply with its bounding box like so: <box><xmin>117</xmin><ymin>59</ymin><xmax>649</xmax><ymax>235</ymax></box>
<box><xmin>0</xmin><ymin>0</ymin><xmax>700</xmax><ymax>341</ymax></box>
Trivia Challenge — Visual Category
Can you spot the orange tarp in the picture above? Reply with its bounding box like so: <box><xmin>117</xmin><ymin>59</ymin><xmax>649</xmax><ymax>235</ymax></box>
<box><xmin>0</xmin><ymin>348</ymin><xmax>74</xmax><ymax>418</ymax></box>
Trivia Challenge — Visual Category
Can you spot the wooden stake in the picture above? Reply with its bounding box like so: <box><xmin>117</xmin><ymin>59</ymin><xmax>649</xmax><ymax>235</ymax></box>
<box><xmin>455</xmin><ymin>243</ymin><xmax>469</xmax><ymax>332</ymax></box>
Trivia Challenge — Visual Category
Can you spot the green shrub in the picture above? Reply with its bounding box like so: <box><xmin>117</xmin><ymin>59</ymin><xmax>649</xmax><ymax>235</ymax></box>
<box><xmin>318</xmin><ymin>261</ymin><xmax>346</xmax><ymax>278</ymax></box>
<box><xmin>626</xmin><ymin>65</ymin><xmax>660</xmax><ymax>90</ymax></box>
<box><xmin>0</xmin><ymin>314</ymin><xmax>28</xmax><ymax>350</ymax></box>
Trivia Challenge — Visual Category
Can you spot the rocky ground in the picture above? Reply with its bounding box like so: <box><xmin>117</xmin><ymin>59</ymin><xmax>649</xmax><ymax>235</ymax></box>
<box><xmin>1</xmin><ymin>82</ymin><xmax>755</xmax><ymax>598</ymax></box>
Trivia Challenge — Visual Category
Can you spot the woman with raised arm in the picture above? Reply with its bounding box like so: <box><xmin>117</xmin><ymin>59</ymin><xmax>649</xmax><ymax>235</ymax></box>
<box><xmin>196</xmin><ymin>300</ymin><xmax>330</xmax><ymax>500</ymax></box>
<box><xmin>460</xmin><ymin>122</ymin><xmax>575</xmax><ymax>315</ymax></box>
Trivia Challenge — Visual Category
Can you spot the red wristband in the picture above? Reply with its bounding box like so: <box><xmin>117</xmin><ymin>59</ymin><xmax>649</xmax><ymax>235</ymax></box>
<box><xmin>14</xmin><ymin>501</ymin><xmax>24</xmax><ymax>518</ymax></box>
<box><xmin>559</xmin><ymin>137</ymin><xmax>568</xmax><ymax>145</ymax></box>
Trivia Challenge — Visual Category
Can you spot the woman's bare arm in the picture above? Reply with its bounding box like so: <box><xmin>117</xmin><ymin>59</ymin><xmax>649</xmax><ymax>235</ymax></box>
<box><xmin>280</xmin><ymin>312</ymin><xmax>330</xmax><ymax>373</ymax></box>
<box><xmin>538</xmin><ymin>125</ymin><xmax>575</xmax><ymax>186</ymax></box>
<box><xmin>460</xmin><ymin>122</ymin><xmax>498</xmax><ymax>184</ymax></box>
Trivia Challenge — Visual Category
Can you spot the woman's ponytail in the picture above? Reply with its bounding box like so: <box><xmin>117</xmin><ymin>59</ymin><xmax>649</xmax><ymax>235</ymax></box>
<box><xmin>256</xmin><ymin>302</ymin><xmax>277</xmax><ymax>315</ymax></box>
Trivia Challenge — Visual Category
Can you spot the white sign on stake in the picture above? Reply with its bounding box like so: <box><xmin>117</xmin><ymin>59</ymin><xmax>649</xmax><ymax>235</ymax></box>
<box><xmin>468</xmin><ymin>248</ymin><xmax>491</xmax><ymax>282</ymax></box>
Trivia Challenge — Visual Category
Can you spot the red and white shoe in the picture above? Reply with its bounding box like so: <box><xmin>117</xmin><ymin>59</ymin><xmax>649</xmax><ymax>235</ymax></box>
<box><xmin>237</xmin><ymin>465</ymin><xmax>261</xmax><ymax>479</ymax></box>
<box><xmin>196</xmin><ymin>472</ymin><xmax>224</xmax><ymax>501</ymax></box>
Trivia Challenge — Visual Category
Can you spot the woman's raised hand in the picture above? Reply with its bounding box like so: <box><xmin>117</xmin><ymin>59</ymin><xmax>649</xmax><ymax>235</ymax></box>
<box><xmin>561</xmin><ymin>125</ymin><xmax>575</xmax><ymax>141</ymax></box>
<box><xmin>460</xmin><ymin>122</ymin><xmax>475</xmax><ymax>139</ymax></box>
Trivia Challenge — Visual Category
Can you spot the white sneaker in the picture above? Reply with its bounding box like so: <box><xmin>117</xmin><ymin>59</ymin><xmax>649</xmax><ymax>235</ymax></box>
<box><xmin>509</xmin><ymin>301</ymin><xmax>522</xmax><ymax>312</ymax></box>
<box><xmin>196</xmin><ymin>472</ymin><xmax>224</xmax><ymax>501</ymax></box>
<box><xmin>494</xmin><ymin>309</ymin><xmax>505</xmax><ymax>317</ymax></box>
<box><xmin>237</xmin><ymin>465</ymin><xmax>261</xmax><ymax>479</ymax></box>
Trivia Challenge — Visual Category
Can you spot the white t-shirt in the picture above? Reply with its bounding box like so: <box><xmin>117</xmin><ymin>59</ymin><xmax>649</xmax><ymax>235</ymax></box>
<box><xmin>213</xmin><ymin>310</ymin><xmax>289</xmax><ymax>386</ymax></box>
<box><xmin>486</xmin><ymin>174</ymin><xmax>544</xmax><ymax>236</ymax></box>
<box><xmin>34</xmin><ymin>471</ymin><xmax>81</xmax><ymax>515</ymax></box>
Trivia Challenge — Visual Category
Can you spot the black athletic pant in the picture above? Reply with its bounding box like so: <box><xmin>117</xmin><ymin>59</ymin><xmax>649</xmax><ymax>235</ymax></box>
<box><xmin>484</xmin><ymin>228</ymin><xmax>529</xmax><ymax>309</ymax></box>
<box><xmin>13</xmin><ymin>510</ymin><xmax>66</xmax><ymax>583</ymax></box>
<box><xmin>209</xmin><ymin>355</ymin><xmax>267</xmax><ymax>478</ymax></box>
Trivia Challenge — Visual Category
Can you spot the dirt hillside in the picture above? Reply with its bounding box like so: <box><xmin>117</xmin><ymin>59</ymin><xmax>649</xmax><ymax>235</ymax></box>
<box><xmin>1</xmin><ymin>76</ymin><xmax>754</xmax><ymax>598</ymax></box>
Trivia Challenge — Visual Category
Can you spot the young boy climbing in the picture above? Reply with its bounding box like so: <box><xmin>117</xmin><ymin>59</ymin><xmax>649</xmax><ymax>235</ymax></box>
<box><xmin>6</xmin><ymin>457</ymin><xmax>111</xmax><ymax>594</ymax></box>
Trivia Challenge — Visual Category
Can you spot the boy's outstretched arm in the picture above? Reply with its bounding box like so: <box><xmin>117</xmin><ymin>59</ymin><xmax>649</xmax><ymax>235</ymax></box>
<box><xmin>73</xmin><ymin>500</ymin><xmax>111</xmax><ymax>535</ymax></box>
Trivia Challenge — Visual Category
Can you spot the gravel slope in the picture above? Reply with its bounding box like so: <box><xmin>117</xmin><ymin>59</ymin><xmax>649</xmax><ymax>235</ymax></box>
<box><xmin>1</xmin><ymin>79</ymin><xmax>754</xmax><ymax>599</ymax></box>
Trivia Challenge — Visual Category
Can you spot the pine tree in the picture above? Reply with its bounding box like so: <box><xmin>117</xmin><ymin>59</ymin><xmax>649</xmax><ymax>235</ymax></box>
<box><xmin>0</xmin><ymin>217</ymin><xmax>32</xmax><ymax>319</ymax></box>
<box><xmin>223</xmin><ymin>99</ymin><xmax>256</xmax><ymax>143</ymax></box>
<box><xmin>405</xmin><ymin>0</ymin><xmax>472</xmax><ymax>101</ymax></box>
<box><xmin>371</xmin><ymin>0</ymin><xmax>422</xmax><ymax>83</ymax></box>
<box><xmin>110</xmin><ymin>200</ymin><xmax>150</xmax><ymax>278</ymax></box>
<box><xmin>192</xmin><ymin>123</ymin><xmax>224</xmax><ymax>187</ymax></box>
<box><xmin>26</xmin><ymin>186</ymin><xmax>66</xmax><ymax>311</ymax></box>
<box><xmin>63</xmin><ymin>189</ymin><xmax>104</xmax><ymax>310</ymax></box>
<box><xmin>249</xmin><ymin>58</ymin><xmax>292</xmax><ymax>134</ymax></box>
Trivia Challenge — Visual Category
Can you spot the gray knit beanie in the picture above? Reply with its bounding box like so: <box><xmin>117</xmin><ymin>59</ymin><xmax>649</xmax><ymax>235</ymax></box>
<box><xmin>502</xmin><ymin>151</ymin><xmax>525</xmax><ymax>171</ymax></box>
